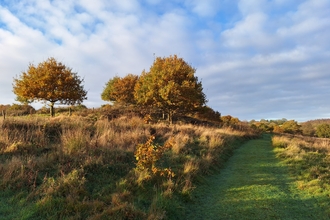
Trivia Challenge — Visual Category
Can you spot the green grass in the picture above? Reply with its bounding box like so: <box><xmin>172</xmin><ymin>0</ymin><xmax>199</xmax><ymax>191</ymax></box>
<box><xmin>183</xmin><ymin>134</ymin><xmax>329</xmax><ymax>220</ymax></box>
<box><xmin>0</xmin><ymin>190</ymin><xmax>36</xmax><ymax>220</ymax></box>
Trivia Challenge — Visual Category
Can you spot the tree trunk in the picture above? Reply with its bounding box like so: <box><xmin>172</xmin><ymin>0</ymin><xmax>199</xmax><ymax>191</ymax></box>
<box><xmin>49</xmin><ymin>102</ymin><xmax>55</xmax><ymax>117</ymax></box>
<box><xmin>168</xmin><ymin>110</ymin><xmax>173</xmax><ymax>125</ymax></box>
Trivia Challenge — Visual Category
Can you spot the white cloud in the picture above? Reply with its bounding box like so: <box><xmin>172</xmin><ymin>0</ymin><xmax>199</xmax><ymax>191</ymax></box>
<box><xmin>185</xmin><ymin>0</ymin><xmax>221</xmax><ymax>17</ymax></box>
<box><xmin>237</xmin><ymin>0</ymin><xmax>268</xmax><ymax>15</ymax></box>
<box><xmin>221</xmin><ymin>13</ymin><xmax>276</xmax><ymax>50</ymax></box>
<box><xmin>276</xmin><ymin>2</ymin><xmax>330</xmax><ymax>48</ymax></box>
<box><xmin>0</xmin><ymin>0</ymin><xmax>330</xmax><ymax>121</ymax></box>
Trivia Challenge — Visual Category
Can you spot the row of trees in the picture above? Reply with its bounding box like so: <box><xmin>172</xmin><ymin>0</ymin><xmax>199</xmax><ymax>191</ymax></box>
<box><xmin>250</xmin><ymin>119</ymin><xmax>302</xmax><ymax>134</ymax></box>
<box><xmin>12</xmin><ymin>55</ymin><xmax>214</xmax><ymax>123</ymax></box>
<box><xmin>13</xmin><ymin>56</ymin><xmax>330</xmax><ymax>136</ymax></box>
<box><xmin>250</xmin><ymin>118</ymin><xmax>330</xmax><ymax>138</ymax></box>
<box><xmin>100</xmin><ymin>55</ymin><xmax>208</xmax><ymax>123</ymax></box>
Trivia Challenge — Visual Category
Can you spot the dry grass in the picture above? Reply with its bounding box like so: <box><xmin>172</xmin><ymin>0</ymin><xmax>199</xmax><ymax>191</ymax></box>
<box><xmin>0</xmin><ymin>115</ymin><xmax>258</xmax><ymax>219</ymax></box>
<box><xmin>272</xmin><ymin>134</ymin><xmax>330</xmax><ymax>153</ymax></box>
<box><xmin>272</xmin><ymin>133</ymin><xmax>330</xmax><ymax>215</ymax></box>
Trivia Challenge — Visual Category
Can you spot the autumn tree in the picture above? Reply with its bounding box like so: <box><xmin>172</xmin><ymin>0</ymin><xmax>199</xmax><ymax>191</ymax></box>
<box><xmin>15</xmin><ymin>95</ymin><xmax>32</xmax><ymax>105</ymax></box>
<box><xmin>193</xmin><ymin>106</ymin><xmax>221</xmax><ymax>123</ymax></box>
<box><xmin>13</xmin><ymin>57</ymin><xmax>87</xmax><ymax>117</ymax></box>
<box><xmin>281</xmin><ymin>120</ymin><xmax>302</xmax><ymax>134</ymax></box>
<box><xmin>134</xmin><ymin>55</ymin><xmax>207</xmax><ymax>124</ymax></box>
<box><xmin>101</xmin><ymin>74</ymin><xmax>138</xmax><ymax>105</ymax></box>
<box><xmin>273</xmin><ymin>125</ymin><xmax>283</xmax><ymax>133</ymax></box>
<box><xmin>101</xmin><ymin>76</ymin><xmax>119</xmax><ymax>102</ymax></box>
<box><xmin>301</xmin><ymin>122</ymin><xmax>315</xmax><ymax>136</ymax></box>
<box><xmin>221</xmin><ymin>115</ymin><xmax>240</xmax><ymax>127</ymax></box>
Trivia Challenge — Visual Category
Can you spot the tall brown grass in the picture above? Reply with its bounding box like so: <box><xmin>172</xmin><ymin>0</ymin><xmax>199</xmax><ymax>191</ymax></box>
<box><xmin>272</xmin><ymin>134</ymin><xmax>330</xmax><ymax>153</ymax></box>
<box><xmin>0</xmin><ymin>115</ymin><xmax>258</xmax><ymax>219</ymax></box>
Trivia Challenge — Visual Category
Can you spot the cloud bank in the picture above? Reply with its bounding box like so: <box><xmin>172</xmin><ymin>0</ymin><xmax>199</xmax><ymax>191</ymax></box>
<box><xmin>0</xmin><ymin>0</ymin><xmax>330</xmax><ymax>121</ymax></box>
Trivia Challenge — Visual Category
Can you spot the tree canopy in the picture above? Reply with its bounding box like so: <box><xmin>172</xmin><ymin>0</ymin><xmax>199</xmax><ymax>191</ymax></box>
<box><xmin>281</xmin><ymin>120</ymin><xmax>302</xmax><ymax>134</ymax></box>
<box><xmin>221</xmin><ymin>115</ymin><xmax>240</xmax><ymax>127</ymax></box>
<box><xmin>134</xmin><ymin>55</ymin><xmax>207</xmax><ymax>123</ymax></box>
<box><xmin>101</xmin><ymin>74</ymin><xmax>138</xmax><ymax>105</ymax></box>
<box><xmin>13</xmin><ymin>57</ymin><xmax>87</xmax><ymax>116</ymax></box>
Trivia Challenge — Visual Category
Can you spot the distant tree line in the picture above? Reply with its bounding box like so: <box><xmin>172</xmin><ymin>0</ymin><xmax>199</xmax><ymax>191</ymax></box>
<box><xmin>249</xmin><ymin>118</ymin><xmax>330</xmax><ymax>138</ymax></box>
<box><xmin>249</xmin><ymin>119</ymin><xmax>302</xmax><ymax>134</ymax></box>
<box><xmin>301</xmin><ymin>119</ymin><xmax>330</xmax><ymax>138</ymax></box>
<box><xmin>0</xmin><ymin>104</ymin><xmax>88</xmax><ymax>117</ymax></box>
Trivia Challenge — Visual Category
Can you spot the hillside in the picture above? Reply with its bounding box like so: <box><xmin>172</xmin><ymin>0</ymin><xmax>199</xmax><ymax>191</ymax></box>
<box><xmin>0</xmin><ymin>114</ymin><xmax>258</xmax><ymax>219</ymax></box>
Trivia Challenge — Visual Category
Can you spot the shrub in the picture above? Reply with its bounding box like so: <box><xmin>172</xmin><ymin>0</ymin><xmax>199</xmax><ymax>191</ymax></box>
<box><xmin>316</xmin><ymin>123</ymin><xmax>330</xmax><ymax>138</ymax></box>
<box><xmin>7</xmin><ymin>104</ymin><xmax>36</xmax><ymax>116</ymax></box>
<box><xmin>134</xmin><ymin>136</ymin><xmax>175</xmax><ymax>184</ymax></box>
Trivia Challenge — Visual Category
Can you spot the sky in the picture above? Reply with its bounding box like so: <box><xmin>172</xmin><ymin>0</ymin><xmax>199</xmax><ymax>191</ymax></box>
<box><xmin>0</xmin><ymin>0</ymin><xmax>330</xmax><ymax>122</ymax></box>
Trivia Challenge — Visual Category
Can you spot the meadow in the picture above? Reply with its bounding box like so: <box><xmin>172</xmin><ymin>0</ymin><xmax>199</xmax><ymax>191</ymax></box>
<box><xmin>272</xmin><ymin>134</ymin><xmax>330</xmax><ymax>216</ymax></box>
<box><xmin>0</xmin><ymin>110</ymin><xmax>258</xmax><ymax>219</ymax></box>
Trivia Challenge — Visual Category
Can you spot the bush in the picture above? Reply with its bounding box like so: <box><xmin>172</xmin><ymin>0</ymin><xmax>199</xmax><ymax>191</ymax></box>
<box><xmin>6</xmin><ymin>104</ymin><xmax>36</xmax><ymax>116</ymax></box>
<box><xmin>316</xmin><ymin>123</ymin><xmax>330</xmax><ymax>138</ymax></box>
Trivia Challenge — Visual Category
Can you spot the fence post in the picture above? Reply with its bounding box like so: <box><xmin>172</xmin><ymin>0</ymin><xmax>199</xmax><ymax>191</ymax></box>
<box><xmin>2</xmin><ymin>110</ymin><xmax>5</xmax><ymax>120</ymax></box>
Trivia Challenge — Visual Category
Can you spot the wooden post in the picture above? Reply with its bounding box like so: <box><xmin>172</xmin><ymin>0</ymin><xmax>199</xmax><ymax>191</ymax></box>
<box><xmin>2</xmin><ymin>110</ymin><xmax>5</xmax><ymax>120</ymax></box>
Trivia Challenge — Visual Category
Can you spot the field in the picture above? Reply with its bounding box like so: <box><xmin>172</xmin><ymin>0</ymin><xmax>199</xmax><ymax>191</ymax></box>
<box><xmin>0</xmin><ymin>113</ymin><xmax>258</xmax><ymax>219</ymax></box>
<box><xmin>183</xmin><ymin>134</ymin><xmax>330</xmax><ymax>219</ymax></box>
<box><xmin>272</xmin><ymin>134</ymin><xmax>330</xmax><ymax>216</ymax></box>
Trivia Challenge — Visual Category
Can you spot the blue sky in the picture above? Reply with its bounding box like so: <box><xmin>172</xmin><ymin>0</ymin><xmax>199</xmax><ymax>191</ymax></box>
<box><xmin>0</xmin><ymin>0</ymin><xmax>330</xmax><ymax>121</ymax></box>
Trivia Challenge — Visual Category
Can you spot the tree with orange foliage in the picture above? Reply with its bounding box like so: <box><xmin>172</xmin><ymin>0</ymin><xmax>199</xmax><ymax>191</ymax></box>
<box><xmin>221</xmin><ymin>115</ymin><xmax>239</xmax><ymax>127</ymax></box>
<box><xmin>134</xmin><ymin>55</ymin><xmax>207</xmax><ymax>124</ymax></box>
<box><xmin>13</xmin><ymin>57</ymin><xmax>87</xmax><ymax>117</ymax></box>
<box><xmin>101</xmin><ymin>74</ymin><xmax>138</xmax><ymax>105</ymax></box>
<box><xmin>281</xmin><ymin>120</ymin><xmax>301</xmax><ymax>134</ymax></box>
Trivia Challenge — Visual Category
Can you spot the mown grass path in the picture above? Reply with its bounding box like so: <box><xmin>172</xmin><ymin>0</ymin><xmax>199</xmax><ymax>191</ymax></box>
<box><xmin>185</xmin><ymin>134</ymin><xmax>328</xmax><ymax>220</ymax></box>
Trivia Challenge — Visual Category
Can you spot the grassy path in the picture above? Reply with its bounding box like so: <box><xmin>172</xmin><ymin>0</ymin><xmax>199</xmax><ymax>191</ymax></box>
<box><xmin>185</xmin><ymin>134</ymin><xmax>328</xmax><ymax>220</ymax></box>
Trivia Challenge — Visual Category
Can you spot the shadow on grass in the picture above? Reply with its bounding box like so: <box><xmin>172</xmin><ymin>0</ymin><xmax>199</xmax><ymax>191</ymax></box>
<box><xmin>184</xmin><ymin>134</ymin><xmax>329</xmax><ymax>220</ymax></box>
